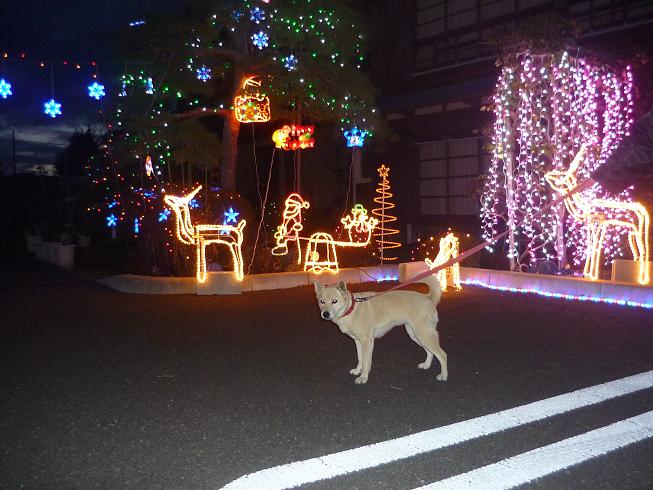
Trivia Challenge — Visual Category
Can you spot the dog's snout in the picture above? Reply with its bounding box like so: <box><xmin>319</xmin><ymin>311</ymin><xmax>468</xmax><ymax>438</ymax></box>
<box><xmin>322</xmin><ymin>311</ymin><xmax>330</xmax><ymax>319</ymax></box>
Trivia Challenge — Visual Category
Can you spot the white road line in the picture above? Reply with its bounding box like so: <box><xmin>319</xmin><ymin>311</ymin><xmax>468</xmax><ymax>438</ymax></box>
<box><xmin>414</xmin><ymin>409</ymin><xmax>653</xmax><ymax>490</ymax></box>
<box><xmin>220</xmin><ymin>370</ymin><xmax>653</xmax><ymax>490</ymax></box>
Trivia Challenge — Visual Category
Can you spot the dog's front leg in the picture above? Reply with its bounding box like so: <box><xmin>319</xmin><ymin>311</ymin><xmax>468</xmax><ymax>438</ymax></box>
<box><xmin>350</xmin><ymin>338</ymin><xmax>362</xmax><ymax>376</ymax></box>
<box><xmin>355</xmin><ymin>337</ymin><xmax>374</xmax><ymax>384</ymax></box>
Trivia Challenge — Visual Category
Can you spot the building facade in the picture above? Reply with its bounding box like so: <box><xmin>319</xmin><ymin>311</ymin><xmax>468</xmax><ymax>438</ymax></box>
<box><xmin>367</xmin><ymin>0</ymin><xmax>653</xmax><ymax>246</ymax></box>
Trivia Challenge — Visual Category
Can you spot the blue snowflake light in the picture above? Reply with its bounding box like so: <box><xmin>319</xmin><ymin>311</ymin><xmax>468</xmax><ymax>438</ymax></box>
<box><xmin>134</xmin><ymin>218</ymin><xmax>140</xmax><ymax>234</ymax></box>
<box><xmin>344</xmin><ymin>127</ymin><xmax>370</xmax><ymax>148</ymax></box>
<box><xmin>283</xmin><ymin>55</ymin><xmax>298</xmax><ymax>71</ymax></box>
<box><xmin>250</xmin><ymin>7</ymin><xmax>265</xmax><ymax>24</ymax></box>
<box><xmin>0</xmin><ymin>78</ymin><xmax>12</xmax><ymax>99</ymax></box>
<box><xmin>251</xmin><ymin>31</ymin><xmax>269</xmax><ymax>50</ymax></box>
<box><xmin>231</xmin><ymin>10</ymin><xmax>243</xmax><ymax>21</ymax></box>
<box><xmin>196</xmin><ymin>65</ymin><xmax>212</xmax><ymax>82</ymax></box>
<box><xmin>145</xmin><ymin>77</ymin><xmax>154</xmax><ymax>94</ymax></box>
<box><xmin>87</xmin><ymin>81</ymin><xmax>105</xmax><ymax>100</ymax></box>
<box><xmin>106</xmin><ymin>214</ymin><xmax>118</xmax><ymax>228</ymax></box>
<box><xmin>43</xmin><ymin>98</ymin><xmax>62</xmax><ymax>118</ymax></box>
<box><xmin>224</xmin><ymin>207</ymin><xmax>239</xmax><ymax>224</ymax></box>
<box><xmin>158</xmin><ymin>208</ymin><xmax>171</xmax><ymax>222</ymax></box>
<box><xmin>189</xmin><ymin>198</ymin><xmax>200</xmax><ymax>209</ymax></box>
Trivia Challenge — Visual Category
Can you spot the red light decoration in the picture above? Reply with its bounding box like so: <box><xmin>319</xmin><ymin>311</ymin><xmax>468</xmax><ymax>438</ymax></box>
<box><xmin>272</xmin><ymin>124</ymin><xmax>315</xmax><ymax>150</ymax></box>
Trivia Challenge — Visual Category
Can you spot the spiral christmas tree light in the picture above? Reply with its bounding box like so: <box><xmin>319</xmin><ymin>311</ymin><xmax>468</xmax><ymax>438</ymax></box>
<box><xmin>372</xmin><ymin>164</ymin><xmax>401</xmax><ymax>262</ymax></box>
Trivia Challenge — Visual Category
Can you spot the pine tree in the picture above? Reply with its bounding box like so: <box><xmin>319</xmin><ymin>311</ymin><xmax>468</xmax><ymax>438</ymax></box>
<box><xmin>372</xmin><ymin>164</ymin><xmax>400</xmax><ymax>262</ymax></box>
<box><xmin>118</xmin><ymin>0</ymin><xmax>385</xmax><ymax>192</ymax></box>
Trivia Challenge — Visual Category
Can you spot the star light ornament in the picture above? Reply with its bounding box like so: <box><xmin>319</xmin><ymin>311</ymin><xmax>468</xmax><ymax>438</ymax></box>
<box><xmin>106</xmin><ymin>214</ymin><xmax>118</xmax><ymax>228</ymax></box>
<box><xmin>43</xmin><ymin>98</ymin><xmax>62</xmax><ymax>118</ymax></box>
<box><xmin>196</xmin><ymin>65</ymin><xmax>212</xmax><ymax>82</ymax></box>
<box><xmin>224</xmin><ymin>207</ymin><xmax>239</xmax><ymax>224</ymax></box>
<box><xmin>344</xmin><ymin>127</ymin><xmax>369</xmax><ymax>148</ymax></box>
<box><xmin>0</xmin><ymin>78</ymin><xmax>12</xmax><ymax>99</ymax></box>
<box><xmin>87</xmin><ymin>81</ymin><xmax>105</xmax><ymax>100</ymax></box>
<box><xmin>251</xmin><ymin>31</ymin><xmax>269</xmax><ymax>50</ymax></box>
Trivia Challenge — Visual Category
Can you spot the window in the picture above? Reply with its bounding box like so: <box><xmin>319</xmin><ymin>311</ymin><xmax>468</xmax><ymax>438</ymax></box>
<box><xmin>417</xmin><ymin>137</ymin><xmax>486</xmax><ymax>216</ymax></box>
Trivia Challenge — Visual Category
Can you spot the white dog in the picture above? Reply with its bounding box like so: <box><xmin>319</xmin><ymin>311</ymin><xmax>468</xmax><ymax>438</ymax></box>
<box><xmin>314</xmin><ymin>275</ymin><xmax>447</xmax><ymax>384</ymax></box>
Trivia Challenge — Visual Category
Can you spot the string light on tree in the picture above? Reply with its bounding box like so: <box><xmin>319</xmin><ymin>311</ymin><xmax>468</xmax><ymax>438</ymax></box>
<box><xmin>372</xmin><ymin>164</ymin><xmax>401</xmax><ymax>262</ymax></box>
<box><xmin>481</xmin><ymin>52</ymin><xmax>635</xmax><ymax>271</ymax></box>
<box><xmin>87</xmin><ymin>81</ymin><xmax>105</xmax><ymax>100</ymax></box>
<box><xmin>0</xmin><ymin>78</ymin><xmax>12</xmax><ymax>98</ymax></box>
<box><xmin>43</xmin><ymin>98</ymin><xmax>62</xmax><ymax>118</ymax></box>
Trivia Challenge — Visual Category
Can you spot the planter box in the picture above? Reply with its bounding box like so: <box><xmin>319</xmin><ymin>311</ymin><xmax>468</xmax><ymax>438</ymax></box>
<box><xmin>42</xmin><ymin>242</ymin><xmax>59</xmax><ymax>263</ymax></box>
<box><xmin>611</xmin><ymin>259</ymin><xmax>652</xmax><ymax>284</ymax></box>
<box><xmin>25</xmin><ymin>234</ymin><xmax>42</xmax><ymax>253</ymax></box>
<box><xmin>55</xmin><ymin>244</ymin><xmax>76</xmax><ymax>269</ymax></box>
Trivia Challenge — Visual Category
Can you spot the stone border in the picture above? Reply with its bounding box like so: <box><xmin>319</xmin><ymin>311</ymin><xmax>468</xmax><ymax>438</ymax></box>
<box><xmin>98</xmin><ymin>262</ymin><xmax>652</xmax><ymax>307</ymax></box>
<box><xmin>98</xmin><ymin>265</ymin><xmax>400</xmax><ymax>295</ymax></box>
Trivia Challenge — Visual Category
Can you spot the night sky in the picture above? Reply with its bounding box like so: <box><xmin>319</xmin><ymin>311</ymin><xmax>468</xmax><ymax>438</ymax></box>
<box><xmin>0</xmin><ymin>0</ymin><xmax>185</xmax><ymax>175</ymax></box>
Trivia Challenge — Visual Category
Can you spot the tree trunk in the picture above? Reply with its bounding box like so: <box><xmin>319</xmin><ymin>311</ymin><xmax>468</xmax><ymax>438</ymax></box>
<box><xmin>220</xmin><ymin>111</ymin><xmax>240</xmax><ymax>192</ymax></box>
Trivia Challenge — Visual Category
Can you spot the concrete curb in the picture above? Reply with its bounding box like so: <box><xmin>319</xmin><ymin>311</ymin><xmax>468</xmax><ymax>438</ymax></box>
<box><xmin>96</xmin><ymin>263</ymin><xmax>652</xmax><ymax>307</ymax></box>
<box><xmin>97</xmin><ymin>265</ymin><xmax>400</xmax><ymax>295</ymax></box>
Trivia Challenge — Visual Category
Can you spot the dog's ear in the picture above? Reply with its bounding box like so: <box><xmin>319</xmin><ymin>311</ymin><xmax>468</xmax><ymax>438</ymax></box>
<box><xmin>314</xmin><ymin>281</ymin><xmax>323</xmax><ymax>294</ymax></box>
<box><xmin>336</xmin><ymin>280</ymin><xmax>347</xmax><ymax>293</ymax></box>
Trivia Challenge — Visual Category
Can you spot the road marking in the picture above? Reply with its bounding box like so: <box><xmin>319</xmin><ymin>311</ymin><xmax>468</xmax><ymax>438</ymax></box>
<box><xmin>221</xmin><ymin>370</ymin><xmax>653</xmax><ymax>490</ymax></box>
<box><xmin>414</xmin><ymin>409</ymin><xmax>653</xmax><ymax>490</ymax></box>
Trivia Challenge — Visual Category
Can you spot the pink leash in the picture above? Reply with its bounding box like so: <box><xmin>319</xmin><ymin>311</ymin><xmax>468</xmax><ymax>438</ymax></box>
<box><xmin>367</xmin><ymin>180</ymin><xmax>593</xmax><ymax>299</ymax></box>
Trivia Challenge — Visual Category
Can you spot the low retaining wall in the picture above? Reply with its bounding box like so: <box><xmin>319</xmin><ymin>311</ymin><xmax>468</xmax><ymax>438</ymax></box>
<box><xmin>460</xmin><ymin>267</ymin><xmax>653</xmax><ymax>308</ymax></box>
<box><xmin>98</xmin><ymin>265</ymin><xmax>400</xmax><ymax>295</ymax></box>
<box><xmin>97</xmin><ymin>262</ymin><xmax>652</xmax><ymax>308</ymax></box>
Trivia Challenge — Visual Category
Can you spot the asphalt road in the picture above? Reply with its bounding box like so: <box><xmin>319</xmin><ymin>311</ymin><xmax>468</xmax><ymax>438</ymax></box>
<box><xmin>2</xmin><ymin>255</ymin><xmax>653</xmax><ymax>489</ymax></box>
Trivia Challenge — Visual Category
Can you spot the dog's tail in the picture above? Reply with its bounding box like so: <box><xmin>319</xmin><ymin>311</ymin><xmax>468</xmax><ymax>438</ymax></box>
<box><xmin>423</xmin><ymin>273</ymin><xmax>442</xmax><ymax>305</ymax></box>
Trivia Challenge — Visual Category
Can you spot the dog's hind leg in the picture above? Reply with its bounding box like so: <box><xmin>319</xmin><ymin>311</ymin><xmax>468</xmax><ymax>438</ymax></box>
<box><xmin>412</xmin><ymin>320</ymin><xmax>448</xmax><ymax>381</ymax></box>
<box><xmin>405</xmin><ymin>325</ymin><xmax>433</xmax><ymax>370</ymax></box>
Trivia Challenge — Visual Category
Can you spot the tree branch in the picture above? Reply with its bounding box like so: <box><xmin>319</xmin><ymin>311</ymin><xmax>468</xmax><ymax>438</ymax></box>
<box><xmin>175</xmin><ymin>107</ymin><xmax>230</xmax><ymax>119</ymax></box>
<box><xmin>192</xmin><ymin>47</ymin><xmax>243</xmax><ymax>61</ymax></box>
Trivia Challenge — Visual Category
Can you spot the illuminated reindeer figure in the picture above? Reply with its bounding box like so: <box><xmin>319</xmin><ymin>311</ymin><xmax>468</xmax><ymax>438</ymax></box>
<box><xmin>425</xmin><ymin>233</ymin><xmax>462</xmax><ymax>291</ymax></box>
<box><xmin>164</xmin><ymin>186</ymin><xmax>246</xmax><ymax>283</ymax></box>
<box><xmin>272</xmin><ymin>193</ymin><xmax>310</xmax><ymax>264</ymax></box>
<box><xmin>544</xmin><ymin>146</ymin><xmax>650</xmax><ymax>284</ymax></box>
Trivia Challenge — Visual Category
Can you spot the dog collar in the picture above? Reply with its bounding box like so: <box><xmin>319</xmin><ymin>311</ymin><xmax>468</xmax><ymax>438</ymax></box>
<box><xmin>338</xmin><ymin>293</ymin><xmax>357</xmax><ymax>319</ymax></box>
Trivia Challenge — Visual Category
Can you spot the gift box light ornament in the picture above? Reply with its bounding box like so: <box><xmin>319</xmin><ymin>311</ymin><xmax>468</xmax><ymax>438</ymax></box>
<box><xmin>163</xmin><ymin>186</ymin><xmax>246</xmax><ymax>283</ymax></box>
<box><xmin>545</xmin><ymin>146</ymin><xmax>650</xmax><ymax>285</ymax></box>
<box><xmin>272</xmin><ymin>124</ymin><xmax>315</xmax><ymax>150</ymax></box>
<box><xmin>425</xmin><ymin>233</ymin><xmax>462</xmax><ymax>292</ymax></box>
<box><xmin>234</xmin><ymin>76</ymin><xmax>271</xmax><ymax>123</ymax></box>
